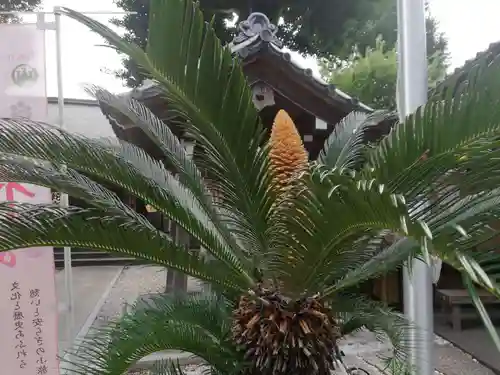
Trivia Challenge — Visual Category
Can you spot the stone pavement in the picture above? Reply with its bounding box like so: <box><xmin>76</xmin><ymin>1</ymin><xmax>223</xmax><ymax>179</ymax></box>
<box><xmin>56</xmin><ymin>265</ymin><xmax>124</xmax><ymax>356</ymax></box>
<box><xmin>340</xmin><ymin>331</ymin><xmax>496</xmax><ymax>375</ymax></box>
<box><xmin>171</xmin><ymin>333</ymin><xmax>498</xmax><ymax>375</ymax></box>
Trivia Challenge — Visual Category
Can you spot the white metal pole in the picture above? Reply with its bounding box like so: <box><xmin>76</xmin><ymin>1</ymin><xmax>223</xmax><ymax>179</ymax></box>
<box><xmin>397</xmin><ymin>1</ymin><xmax>434</xmax><ymax>374</ymax></box>
<box><xmin>54</xmin><ymin>5</ymin><xmax>74</xmax><ymax>345</ymax></box>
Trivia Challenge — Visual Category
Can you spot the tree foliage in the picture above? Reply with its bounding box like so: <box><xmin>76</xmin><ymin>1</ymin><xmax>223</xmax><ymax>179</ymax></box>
<box><xmin>339</xmin><ymin>0</ymin><xmax>448</xmax><ymax>61</ymax></box>
<box><xmin>0</xmin><ymin>0</ymin><xmax>41</xmax><ymax>23</ymax></box>
<box><xmin>111</xmin><ymin>0</ymin><xmax>448</xmax><ymax>87</ymax></box>
<box><xmin>319</xmin><ymin>36</ymin><xmax>447</xmax><ymax>110</ymax></box>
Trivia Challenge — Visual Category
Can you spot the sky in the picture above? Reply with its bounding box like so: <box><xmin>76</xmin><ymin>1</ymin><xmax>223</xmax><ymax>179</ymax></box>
<box><xmin>22</xmin><ymin>0</ymin><xmax>500</xmax><ymax>99</ymax></box>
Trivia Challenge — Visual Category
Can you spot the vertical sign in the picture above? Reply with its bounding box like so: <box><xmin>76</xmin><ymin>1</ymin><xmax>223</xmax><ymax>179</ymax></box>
<box><xmin>0</xmin><ymin>23</ymin><xmax>60</xmax><ymax>375</ymax></box>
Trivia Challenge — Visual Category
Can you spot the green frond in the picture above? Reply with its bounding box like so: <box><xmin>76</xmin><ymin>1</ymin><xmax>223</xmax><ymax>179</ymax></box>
<box><xmin>402</xmin><ymin>183</ymin><xmax>500</xmax><ymax>287</ymax></box>
<box><xmin>268</xmin><ymin>166</ymin><xmax>429</xmax><ymax>295</ymax></box>
<box><xmin>375</xmin><ymin>138</ymin><xmax>500</xmax><ymax>210</ymax></box>
<box><xmin>85</xmin><ymin>86</ymin><xmax>251</xmax><ymax>263</ymax></box>
<box><xmin>148</xmin><ymin>360</ymin><xmax>189</xmax><ymax>375</ymax></box>
<box><xmin>317</xmin><ymin>110</ymin><xmax>394</xmax><ymax>169</ymax></box>
<box><xmin>342</xmin><ymin>56</ymin><xmax>500</xmax><ymax>343</ymax></box>
<box><xmin>434</xmin><ymin>234</ymin><xmax>500</xmax><ymax>345</ymax></box>
<box><xmin>62</xmin><ymin>293</ymin><xmax>242</xmax><ymax>375</ymax></box>
<box><xmin>317</xmin><ymin>170</ymin><xmax>500</xmax><ymax>299</ymax></box>
<box><xmin>0</xmin><ymin>0</ymin><xmax>499</xmax><ymax>372</ymax></box>
<box><xmin>325</xmin><ymin>237</ymin><xmax>419</xmax><ymax>295</ymax></box>
<box><xmin>333</xmin><ymin>295</ymin><xmax>415</xmax><ymax>374</ymax></box>
<box><xmin>0</xmin><ymin>202</ymin><xmax>245</xmax><ymax>293</ymax></box>
<box><xmin>317</xmin><ymin>111</ymin><xmax>368</xmax><ymax>168</ymax></box>
<box><xmin>0</xmin><ymin>118</ymin><xmax>254</xmax><ymax>287</ymax></box>
<box><xmin>85</xmin><ymin>85</ymin><xmax>209</xmax><ymax>209</ymax></box>
<box><xmin>366</xmin><ymin>56</ymin><xmax>500</xmax><ymax>190</ymax></box>
<box><xmin>463</xmin><ymin>275</ymin><xmax>500</xmax><ymax>353</ymax></box>
<box><xmin>0</xmin><ymin>153</ymin><xmax>152</xmax><ymax>227</ymax></box>
<box><xmin>431</xmin><ymin>42</ymin><xmax>500</xmax><ymax>100</ymax></box>
<box><xmin>61</xmin><ymin>0</ymin><xmax>275</xmax><ymax>263</ymax></box>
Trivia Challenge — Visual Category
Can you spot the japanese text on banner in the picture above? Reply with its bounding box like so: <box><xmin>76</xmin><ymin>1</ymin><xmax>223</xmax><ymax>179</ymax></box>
<box><xmin>0</xmin><ymin>22</ymin><xmax>60</xmax><ymax>375</ymax></box>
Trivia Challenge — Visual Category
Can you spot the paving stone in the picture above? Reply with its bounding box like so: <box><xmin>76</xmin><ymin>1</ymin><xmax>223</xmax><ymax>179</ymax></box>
<box><xmin>342</xmin><ymin>354</ymin><xmax>386</xmax><ymax>374</ymax></box>
<box><xmin>341</xmin><ymin>330</ymin><xmax>496</xmax><ymax>375</ymax></box>
<box><xmin>57</xmin><ymin>265</ymin><xmax>124</xmax><ymax>356</ymax></box>
<box><xmin>435</xmin><ymin>345</ymin><xmax>496</xmax><ymax>375</ymax></box>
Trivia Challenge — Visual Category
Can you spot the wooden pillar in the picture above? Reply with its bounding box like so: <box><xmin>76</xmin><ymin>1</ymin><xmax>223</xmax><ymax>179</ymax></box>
<box><xmin>165</xmin><ymin>219</ymin><xmax>188</xmax><ymax>293</ymax></box>
<box><xmin>164</xmin><ymin>139</ymin><xmax>194</xmax><ymax>294</ymax></box>
<box><xmin>123</xmin><ymin>193</ymin><xmax>137</xmax><ymax>210</ymax></box>
<box><xmin>373</xmin><ymin>272</ymin><xmax>401</xmax><ymax>306</ymax></box>
<box><xmin>123</xmin><ymin>181</ymin><xmax>189</xmax><ymax>294</ymax></box>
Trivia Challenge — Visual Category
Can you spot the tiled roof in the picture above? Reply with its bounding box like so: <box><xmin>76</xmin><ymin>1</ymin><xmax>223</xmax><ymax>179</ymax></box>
<box><xmin>128</xmin><ymin>12</ymin><xmax>373</xmax><ymax>113</ymax></box>
<box><xmin>228</xmin><ymin>12</ymin><xmax>373</xmax><ymax>112</ymax></box>
<box><xmin>433</xmin><ymin>41</ymin><xmax>500</xmax><ymax>95</ymax></box>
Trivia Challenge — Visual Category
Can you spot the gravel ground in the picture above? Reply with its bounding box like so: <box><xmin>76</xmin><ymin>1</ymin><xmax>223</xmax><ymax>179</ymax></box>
<box><xmin>91</xmin><ymin>265</ymin><xmax>167</xmax><ymax>331</ymax></box>
<box><xmin>77</xmin><ymin>266</ymin><xmax>203</xmax><ymax>374</ymax></box>
<box><xmin>91</xmin><ymin>266</ymin><xmax>204</xmax><ymax>331</ymax></box>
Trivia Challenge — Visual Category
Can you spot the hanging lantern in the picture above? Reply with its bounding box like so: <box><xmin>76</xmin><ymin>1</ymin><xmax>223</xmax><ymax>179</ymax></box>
<box><xmin>251</xmin><ymin>82</ymin><xmax>275</xmax><ymax>111</ymax></box>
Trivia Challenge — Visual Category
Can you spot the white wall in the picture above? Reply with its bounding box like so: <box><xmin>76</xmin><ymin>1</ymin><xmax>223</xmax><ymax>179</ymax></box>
<box><xmin>47</xmin><ymin>99</ymin><xmax>116</xmax><ymax>139</ymax></box>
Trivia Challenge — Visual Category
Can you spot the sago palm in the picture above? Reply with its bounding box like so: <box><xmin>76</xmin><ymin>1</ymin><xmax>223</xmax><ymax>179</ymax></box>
<box><xmin>1</xmin><ymin>0</ymin><xmax>500</xmax><ymax>374</ymax></box>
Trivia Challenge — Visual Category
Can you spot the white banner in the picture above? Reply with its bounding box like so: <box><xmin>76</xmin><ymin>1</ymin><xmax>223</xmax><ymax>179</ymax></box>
<box><xmin>0</xmin><ymin>23</ymin><xmax>60</xmax><ymax>375</ymax></box>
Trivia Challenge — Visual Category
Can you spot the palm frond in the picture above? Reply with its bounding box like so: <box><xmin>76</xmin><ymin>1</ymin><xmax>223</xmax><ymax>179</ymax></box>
<box><xmin>436</xmin><ymin>239</ymin><xmax>500</xmax><ymax>345</ymax></box>
<box><xmin>61</xmin><ymin>0</ymin><xmax>275</xmax><ymax>262</ymax></box>
<box><xmin>62</xmin><ymin>293</ymin><xmax>242</xmax><ymax>375</ymax></box>
<box><xmin>148</xmin><ymin>360</ymin><xmax>189</xmax><ymax>375</ymax></box>
<box><xmin>349</xmin><ymin>55</ymin><xmax>500</xmax><ymax>336</ymax></box>
<box><xmin>366</xmin><ymin>55</ymin><xmax>500</xmax><ymax>190</ymax></box>
<box><xmin>325</xmin><ymin>237</ymin><xmax>419</xmax><ymax>296</ymax></box>
<box><xmin>334</xmin><ymin>295</ymin><xmax>415</xmax><ymax>372</ymax></box>
<box><xmin>0</xmin><ymin>202</ymin><xmax>245</xmax><ymax>293</ymax></box>
<box><xmin>429</xmin><ymin>201</ymin><xmax>500</xmax><ymax>279</ymax></box>
<box><xmin>463</xmin><ymin>275</ymin><xmax>500</xmax><ymax>353</ymax></box>
<box><xmin>431</xmin><ymin>41</ymin><xmax>500</xmax><ymax>100</ymax></box>
<box><xmin>268</xmin><ymin>166</ymin><xmax>429</xmax><ymax>296</ymax></box>
<box><xmin>384</xmin><ymin>163</ymin><xmax>500</xmax><ymax>345</ymax></box>
<box><xmin>0</xmin><ymin>153</ymin><xmax>152</xmax><ymax>227</ymax></box>
<box><xmin>0</xmin><ymin>118</ymin><xmax>254</xmax><ymax>287</ymax></box>
<box><xmin>270</xmin><ymin>158</ymin><xmax>500</xmax><ymax>300</ymax></box>
<box><xmin>316</xmin><ymin>110</ymin><xmax>394</xmax><ymax>169</ymax></box>
<box><xmin>324</xmin><ymin>170</ymin><xmax>500</xmax><ymax>298</ymax></box>
<box><xmin>85</xmin><ymin>85</ymin><xmax>209</xmax><ymax>208</ymax></box>
<box><xmin>85</xmin><ymin>86</ymin><xmax>251</xmax><ymax>262</ymax></box>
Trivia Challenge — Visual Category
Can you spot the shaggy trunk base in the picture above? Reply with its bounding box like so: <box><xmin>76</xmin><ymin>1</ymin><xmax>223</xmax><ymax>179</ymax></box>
<box><xmin>232</xmin><ymin>286</ymin><xmax>340</xmax><ymax>375</ymax></box>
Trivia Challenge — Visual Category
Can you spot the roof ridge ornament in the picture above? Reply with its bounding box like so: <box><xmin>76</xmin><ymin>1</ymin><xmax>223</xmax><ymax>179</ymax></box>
<box><xmin>230</xmin><ymin>12</ymin><xmax>282</xmax><ymax>57</ymax></box>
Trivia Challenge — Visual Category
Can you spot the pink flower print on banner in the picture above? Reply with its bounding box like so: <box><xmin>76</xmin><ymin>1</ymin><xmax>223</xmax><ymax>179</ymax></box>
<box><xmin>0</xmin><ymin>182</ymin><xmax>36</xmax><ymax>201</ymax></box>
<box><xmin>0</xmin><ymin>251</ymin><xmax>16</xmax><ymax>267</ymax></box>
<box><xmin>0</xmin><ymin>182</ymin><xmax>36</xmax><ymax>218</ymax></box>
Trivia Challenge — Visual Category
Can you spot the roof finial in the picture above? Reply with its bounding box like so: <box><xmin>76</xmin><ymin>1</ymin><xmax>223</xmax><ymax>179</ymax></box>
<box><xmin>230</xmin><ymin>12</ymin><xmax>282</xmax><ymax>57</ymax></box>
